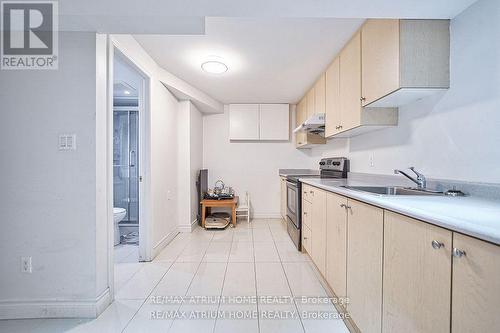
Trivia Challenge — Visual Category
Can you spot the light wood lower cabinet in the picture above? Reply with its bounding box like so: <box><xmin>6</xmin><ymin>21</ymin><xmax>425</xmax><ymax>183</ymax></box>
<box><xmin>302</xmin><ymin>224</ymin><xmax>312</xmax><ymax>254</ymax></box>
<box><xmin>347</xmin><ymin>199</ymin><xmax>384</xmax><ymax>333</ymax></box>
<box><xmin>280</xmin><ymin>177</ymin><xmax>286</xmax><ymax>220</ymax></box>
<box><xmin>311</xmin><ymin>187</ymin><xmax>327</xmax><ymax>276</ymax></box>
<box><xmin>326</xmin><ymin>193</ymin><xmax>348</xmax><ymax>300</ymax></box>
<box><xmin>383</xmin><ymin>211</ymin><xmax>452</xmax><ymax>333</ymax></box>
<box><xmin>452</xmin><ymin>233</ymin><xmax>500</xmax><ymax>333</ymax></box>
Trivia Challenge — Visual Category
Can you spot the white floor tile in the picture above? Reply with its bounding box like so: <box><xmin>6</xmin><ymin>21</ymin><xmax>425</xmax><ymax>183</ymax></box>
<box><xmin>253</xmin><ymin>242</ymin><xmax>280</xmax><ymax>262</ymax></box>
<box><xmin>115</xmin><ymin>262</ymin><xmax>172</xmax><ymax>300</ymax></box>
<box><xmin>275</xmin><ymin>241</ymin><xmax>311</xmax><ymax>262</ymax></box>
<box><xmin>187</xmin><ymin>262</ymin><xmax>227</xmax><ymax>296</ymax></box>
<box><xmin>269</xmin><ymin>228</ymin><xmax>292</xmax><ymax>242</ymax></box>
<box><xmin>203</xmin><ymin>242</ymin><xmax>232</xmax><ymax>262</ymax></box>
<box><xmin>252</xmin><ymin>228</ymin><xmax>274</xmax><ymax>242</ymax></box>
<box><xmin>214</xmin><ymin>304</ymin><xmax>259</xmax><ymax>333</ymax></box>
<box><xmin>255</xmin><ymin>263</ymin><xmax>292</xmax><ymax>296</ymax></box>
<box><xmin>168</xmin><ymin>302</ymin><xmax>218</xmax><ymax>333</ymax></box>
<box><xmin>296</xmin><ymin>299</ymin><xmax>349</xmax><ymax>333</ymax></box>
<box><xmin>123</xmin><ymin>301</ymin><xmax>179</xmax><ymax>333</ymax></box>
<box><xmin>115</xmin><ymin>263</ymin><xmax>143</xmax><ymax>294</ymax></box>
<box><xmin>228</xmin><ymin>242</ymin><xmax>254</xmax><ymax>262</ymax></box>
<box><xmin>152</xmin><ymin>262</ymin><xmax>200</xmax><ymax>297</ymax></box>
<box><xmin>282</xmin><ymin>262</ymin><xmax>327</xmax><ymax>297</ymax></box>
<box><xmin>222</xmin><ymin>263</ymin><xmax>256</xmax><ymax>296</ymax></box>
<box><xmin>176</xmin><ymin>241</ymin><xmax>210</xmax><ymax>263</ymax></box>
<box><xmin>232</xmin><ymin>229</ymin><xmax>253</xmax><ymax>242</ymax></box>
<box><xmin>211</xmin><ymin>229</ymin><xmax>234</xmax><ymax>242</ymax></box>
<box><xmin>154</xmin><ymin>239</ymin><xmax>188</xmax><ymax>262</ymax></box>
<box><xmin>0</xmin><ymin>319</ymin><xmax>54</xmax><ymax>333</ymax></box>
<box><xmin>259</xmin><ymin>302</ymin><xmax>304</xmax><ymax>333</ymax></box>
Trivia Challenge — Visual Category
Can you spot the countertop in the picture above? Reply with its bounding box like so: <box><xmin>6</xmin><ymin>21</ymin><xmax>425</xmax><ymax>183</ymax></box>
<box><xmin>278</xmin><ymin>169</ymin><xmax>320</xmax><ymax>177</ymax></box>
<box><xmin>300</xmin><ymin>177</ymin><xmax>500</xmax><ymax>246</ymax></box>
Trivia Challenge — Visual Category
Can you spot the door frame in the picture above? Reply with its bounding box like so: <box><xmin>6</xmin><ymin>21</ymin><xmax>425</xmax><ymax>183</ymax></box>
<box><xmin>106</xmin><ymin>35</ymin><xmax>153</xmax><ymax>299</ymax></box>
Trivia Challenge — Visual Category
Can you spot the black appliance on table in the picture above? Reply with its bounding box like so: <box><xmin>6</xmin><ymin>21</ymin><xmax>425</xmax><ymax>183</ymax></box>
<box><xmin>285</xmin><ymin>157</ymin><xmax>349</xmax><ymax>250</ymax></box>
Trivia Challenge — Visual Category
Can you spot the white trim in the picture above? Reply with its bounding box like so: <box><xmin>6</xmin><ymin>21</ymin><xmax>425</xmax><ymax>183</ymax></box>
<box><xmin>0</xmin><ymin>289</ymin><xmax>111</xmax><ymax>320</ymax></box>
<box><xmin>178</xmin><ymin>219</ymin><xmax>198</xmax><ymax>232</ymax></box>
<box><xmin>252</xmin><ymin>213</ymin><xmax>283</xmax><ymax>219</ymax></box>
<box><xmin>151</xmin><ymin>229</ymin><xmax>179</xmax><ymax>259</ymax></box>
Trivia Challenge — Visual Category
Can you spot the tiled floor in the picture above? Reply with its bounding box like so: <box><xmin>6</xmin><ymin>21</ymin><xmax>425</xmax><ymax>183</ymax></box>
<box><xmin>115</xmin><ymin>244</ymin><xmax>139</xmax><ymax>263</ymax></box>
<box><xmin>0</xmin><ymin>218</ymin><xmax>349</xmax><ymax>333</ymax></box>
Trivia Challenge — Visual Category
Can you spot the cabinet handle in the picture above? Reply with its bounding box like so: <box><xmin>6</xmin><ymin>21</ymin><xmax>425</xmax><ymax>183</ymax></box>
<box><xmin>360</xmin><ymin>97</ymin><xmax>366</xmax><ymax>102</ymax></box>
<box><xmin>453</xmin><ymin>248</ymin><xmax>466</xmax><ymax>258</ymax></box>
<box><xmin>431</xmin><ymin>240</ymin><xmax>444</xmax><ymax>249</ymax></box>
<box><xmin>340</xmin><ymin>204</ymin><xmax>347</xmax><ymax>208</ymax></box>
<box><xmin>309</xmin><ymin>190</ymin><xmax>314</xmax><ymax>194</ymax></box>
<box><xmin>303</xmin><ymin>212</ymin><xmax>307</xmax><ymax>215</ymax></box>
<box><xmin>303</xmin><ymin>237</ymin><xmax>308</xmax><ymax>240</ymax></box>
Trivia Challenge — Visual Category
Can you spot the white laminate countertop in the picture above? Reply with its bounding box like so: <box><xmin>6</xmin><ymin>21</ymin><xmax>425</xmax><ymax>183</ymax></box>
<box><xmin>300</xmin><ymin>178</ymin><xmax>500</xmax><ymax>246</ymax></box>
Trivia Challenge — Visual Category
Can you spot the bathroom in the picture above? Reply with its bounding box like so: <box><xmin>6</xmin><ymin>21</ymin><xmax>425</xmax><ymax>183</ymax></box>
<box><xmin>112</xmin><ymin>54</ymin><xmax>145</xmax><ymax>263</ymax></box>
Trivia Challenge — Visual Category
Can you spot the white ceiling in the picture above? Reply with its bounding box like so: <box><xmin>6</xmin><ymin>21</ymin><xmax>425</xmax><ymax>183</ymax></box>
<box><xmin>59</xmin><ymin>0</ymin><xmax>477</xmax><ymax>32</ymax></box>
<box><xmin>135</xmin><ymin>18</ymin><xmax>366</xmax><ymax>104</ymax></box>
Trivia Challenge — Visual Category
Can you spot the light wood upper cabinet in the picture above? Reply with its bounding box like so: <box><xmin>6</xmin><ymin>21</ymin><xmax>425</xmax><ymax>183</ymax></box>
<box><xmin>295</xmin><ymin>97</ymin><xmax>326</xmax><ymax>148</ymax></box>
<box><xmin>314</xmin><ymin>73</ymin><xmax>326</xmax><ymax>115</ymax></box>
<box><xmin>347</xmin><ymin>199</ymin><xmax>384</xmax><ymax>333</ymax></box>
<box><xmin>306</xmin><ymin>88</ymin><xmax>315</xmax><ymax>118</ymax></box>
<box><xmin>361</xmin><ymin>19</ymin><xmax>450</xmax><ymax>107</ymax></box>
<box><xmin>326</xmin><ymin>192</ymin><xmax>348</xmax><ymax>300</ymax></box>
<box><xmin>311</xmin><ymin>187</ymin><xmax>327</xmax><ymax>276</ymax></box>
<box><xmin>361</xmin><ymin>19</ymin><xmax>400</xmax><ymax>106</ymax></box>
<box><xmin>339</xmin><ymin>32</ymin><xmax>363</xmax><ymax>133</ymax></box>
<box><xmin>325</xmin><ymin>57</ymin><xmax>341</xmax><ymax>138</ymax></box>
<box><xmin>452</xmin><ymin>233</ymin><xmax>500</xmax><ymax>333</ymax></box>
<box><xmin>383</xmin><ymin>212</ymin><xmax>452</xmax><ymax>333</ymax></box>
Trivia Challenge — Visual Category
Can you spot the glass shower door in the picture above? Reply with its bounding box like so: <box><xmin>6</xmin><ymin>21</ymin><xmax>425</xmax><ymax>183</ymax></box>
<box><xmin>113</xmin><ymin>110</ymin><xmax>139</xmax><ymax>224</ymax></box>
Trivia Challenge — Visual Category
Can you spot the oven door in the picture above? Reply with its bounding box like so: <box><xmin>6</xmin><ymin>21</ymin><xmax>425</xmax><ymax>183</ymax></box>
<box><xmin>286</xmin><ymin>180</ymin><xmax>300</xmax><ymax>229</ymax></box>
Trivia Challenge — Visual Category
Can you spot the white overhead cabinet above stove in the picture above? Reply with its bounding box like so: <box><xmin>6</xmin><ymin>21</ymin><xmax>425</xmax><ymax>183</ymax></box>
<box><xmin>229</xmin><ymin>103</ymin><xmax>289</xmax><ymax>141</ymax></box>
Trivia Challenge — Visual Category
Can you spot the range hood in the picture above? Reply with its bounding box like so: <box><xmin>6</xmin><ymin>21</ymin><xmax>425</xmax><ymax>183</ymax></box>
<box><xmin>293</xmin><ymin>113</ymin><xmax>325</xmax><ymax>134</ymax></box>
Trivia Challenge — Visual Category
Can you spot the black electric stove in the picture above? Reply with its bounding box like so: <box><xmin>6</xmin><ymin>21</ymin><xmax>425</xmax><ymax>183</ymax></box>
<box><xmin>285</xmin><ymin>157</ymin><xmax>349</xmax><ymax>250</ymax></box>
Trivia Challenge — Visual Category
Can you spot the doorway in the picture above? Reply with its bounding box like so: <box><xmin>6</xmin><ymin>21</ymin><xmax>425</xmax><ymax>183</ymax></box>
<box><xmin>112</xmin><ymin>53</ymin><xmax>146</xmax><ymax>264</ymax></box>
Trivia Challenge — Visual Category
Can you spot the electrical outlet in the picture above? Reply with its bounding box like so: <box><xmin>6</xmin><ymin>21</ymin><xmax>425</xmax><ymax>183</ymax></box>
<box><xmin>21</xmin><ymin>256</ymin><xmax>32</xmax><ymax>273</ymax></box>
<box><xmin>369</xmin><ymin>153</ymin><xmax>375</xmax><ymax>167</ymax></box>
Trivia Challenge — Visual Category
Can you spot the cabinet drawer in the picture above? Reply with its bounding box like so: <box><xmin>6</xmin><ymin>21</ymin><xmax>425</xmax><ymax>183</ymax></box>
<box><xmin>302</xmin><ymin>225</ymin><xmax>312</xmax><ymax>254</ymax></box>
<box><xmin>302</xmin><ymin>200</ymin><xmax>312</xmax><ymax>229</ymax></box>
<box><xmin>302</xmin><ymin>184</ymin><xmax>314</xmax><ymax>203</ymax></box>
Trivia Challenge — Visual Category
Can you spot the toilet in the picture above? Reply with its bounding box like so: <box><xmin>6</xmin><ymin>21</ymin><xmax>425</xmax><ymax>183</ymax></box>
<box><xmin>113</xmin><ymin>207</ymin><xmax>127</xmax><ymax>245</ymax></box>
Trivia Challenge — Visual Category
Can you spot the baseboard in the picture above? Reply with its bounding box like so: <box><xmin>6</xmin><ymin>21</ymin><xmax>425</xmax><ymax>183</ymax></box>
<box><xmin>151</xmin><ymin>229</ymin><xmax>179</xmax><ymax>259</ymax></box>
<box><xmin>0</xmin><ymin>288</ymin><xmax>111</xmax><ymax>320</ymax></box>
<box><xmin>252</xmin><ymin>213</ymin><xmax>283</xmax><ymax>219</ymax></box>
<box><xmin>177</xmin><ymin>219</ymin><xmax>198</xmax><ymax>233</ymax></box>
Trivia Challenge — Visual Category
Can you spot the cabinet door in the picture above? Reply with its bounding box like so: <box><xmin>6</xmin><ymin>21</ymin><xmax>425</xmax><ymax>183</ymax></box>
<box><xmin>302</xmin><ymin>225</ymin><xmax>312</xmax><ymax>254</ymax></box>
<box><xmin>325</xmin><ymin>57</ymin><xmax>341</xmax><ymax>137</ymax></box>
<box><xmin>346</xmin><ymin>199</ymin><xmax>383</xmax><ymax>333</ymax></box>
<box><xmin>280</xmin><ymin>178</ymin><xmax>286</xmax><ymax>220</ymax></box>
<box><xmin>295</xmin><ymin>99</ymin><xmax>307</xmax><ymax>147</ymax></box>
<box><xmin>452</xmin><ymin>233</ymin><xmax>500</xmax><ymax>333</ymax></box>
<box><xmin>383</xmin><ymin>212</ymin><xmax>452</xmax><ymax>333</ymax></box>
<box><xmin>259</xmin><ymin>104</ymin><xmax>289</xmax><ymax>140</ymax></box>
<box><xmin>302</xmin><ymin>199</ymin><xmax>312</xmax><ymax>229</ymax></box>
<box><xmin>311</xmin><ymin>187</ymin><xmax>327</xmax><ymax>275</ymax></box>
<box><xmin>361</xmin><ymin>19</ymin><xmax>400</xmax><ymax>106</ymax></box>
<box><xmin>306</xmin><ymin>88</ymin><xmax>315</xmax><ymax>118</ymax></box>
<box><xmin>314</xmin><ymin>73</ymin><xmax>326</xmax><ymax>115</ymax></box>
<box><xmin>229</xmin><ymin>104</ymin><xmax>260</xmax><ymax>140</ymax></box>
<box><xmin>339</xmin><ymin>32</ymin><xmax>362</xmax><ymax>132</ymax></box>
<box><xmin>326</xmin><ymin>192</ymin><xmax>347</xmax><ymax>299</ymax></box>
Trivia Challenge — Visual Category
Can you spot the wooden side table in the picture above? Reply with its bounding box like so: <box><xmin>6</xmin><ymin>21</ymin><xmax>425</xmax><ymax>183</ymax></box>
<box><xmin>201</xmin><ymin>196</ymin><xmax>239</xmax><ymax>228</ymax></box>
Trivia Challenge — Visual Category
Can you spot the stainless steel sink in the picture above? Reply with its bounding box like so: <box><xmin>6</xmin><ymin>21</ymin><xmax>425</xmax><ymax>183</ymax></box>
<box><xmin>341</xmin><ymin>186</ymin><xmax>444</xmax><ymax>196</ymax></box>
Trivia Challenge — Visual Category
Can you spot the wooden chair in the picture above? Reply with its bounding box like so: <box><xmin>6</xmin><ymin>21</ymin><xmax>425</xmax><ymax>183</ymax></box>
<box><xmin>236</xmin><ymin>191</ymin><xmax>250</xmax><ymax>224</ymax></box>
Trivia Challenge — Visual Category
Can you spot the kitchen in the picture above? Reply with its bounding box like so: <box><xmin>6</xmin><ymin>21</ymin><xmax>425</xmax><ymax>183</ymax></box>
<box><xmin>1</xmin><ymin>0</ymin><xmax>499</xmax><ymax>332</ymax></box>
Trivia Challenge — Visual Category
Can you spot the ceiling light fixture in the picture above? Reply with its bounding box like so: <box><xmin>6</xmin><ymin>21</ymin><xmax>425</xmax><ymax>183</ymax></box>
<box><xmin>201</xmin><ymin>60</ymin><xmax>228</xmax><ymax>74</ymax></box>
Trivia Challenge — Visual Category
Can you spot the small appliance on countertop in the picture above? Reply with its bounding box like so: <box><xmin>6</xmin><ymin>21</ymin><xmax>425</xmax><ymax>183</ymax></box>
<box><xmin>285</xmin><ymin>157</ymin><xmax>349</xmax><ymax>250</ymax></box>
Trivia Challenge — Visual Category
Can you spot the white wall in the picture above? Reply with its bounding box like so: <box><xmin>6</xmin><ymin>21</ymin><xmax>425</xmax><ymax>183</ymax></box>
<box><xmin>312</xmin><ymin>0</ymin><xmax>500</xmax><ymax>184</ymax></box>
<box><xmin>110</xmin><ymin>35</ymin><xmax>181</xmax><ymax>257</ymax></box>
<box><xmin>203</xmin><ymin>105</ymin><xmax>317</xmax><ymax>218</ymax></box>
<box><xmin>178</xmin><ymin>101</ymin><xmax>204</xmax><ymax>230</ymax></box>
<box><xmin>0</xmin><ymin>32</ymin><xmax>107</xmax><ymax>318</ymax></box>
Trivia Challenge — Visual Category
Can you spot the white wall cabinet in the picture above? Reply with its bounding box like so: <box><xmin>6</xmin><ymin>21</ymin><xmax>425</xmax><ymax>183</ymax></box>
<box><xmin>229</xmin><ymin>104</ymin><xmax>289</xmax><ymax>141</ymax></box>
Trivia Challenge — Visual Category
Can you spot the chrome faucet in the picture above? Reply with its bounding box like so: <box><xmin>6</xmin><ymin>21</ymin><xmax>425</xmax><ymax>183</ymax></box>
<box><xmin>394</xmin><ymin>167</ymin><xmax>427</xmax><ymax>189</ymax></box>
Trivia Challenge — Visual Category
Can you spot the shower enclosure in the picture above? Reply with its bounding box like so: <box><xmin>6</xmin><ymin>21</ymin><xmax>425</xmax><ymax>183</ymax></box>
<box><xmin>113</xmin><ymin>108</ymin><xmax>139</xmax><ymax>244</ymax></box>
